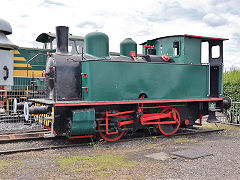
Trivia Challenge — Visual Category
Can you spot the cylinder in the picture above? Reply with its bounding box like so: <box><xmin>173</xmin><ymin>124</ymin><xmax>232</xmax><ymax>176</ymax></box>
<box><xmin>29</xmin><ymin>106</ymin><xmax>49</xmax><ymax>114</ymax></box>
<box><xmin>120</xmin><ymin>38</ymin><xmax>137</xmax><ymax>58</ymax></box>
<box><xmin>56</xmin><ymin>26</ymin><xmax>69</xmax><ymax>54</ymax></box>
<box><xmin>85</xmin><ymin>31</ymin><xmax>109</xmax><ymax>59</ymax></box>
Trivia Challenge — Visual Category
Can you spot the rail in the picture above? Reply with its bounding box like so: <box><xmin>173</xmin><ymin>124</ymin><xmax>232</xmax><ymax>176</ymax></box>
<box><xmin>0</xmin><ymin>128</ymin><xmax>223</xmax><ymax>155</ymax></box>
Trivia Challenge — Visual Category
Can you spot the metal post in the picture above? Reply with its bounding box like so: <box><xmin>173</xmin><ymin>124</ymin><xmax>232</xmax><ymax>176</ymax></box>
<box><xmin>238</xmin><ymin>108</ymin><xmax>240</xmax><ymax>124</ymax></box>
<box><xmin>51</xmin><ymin>106</ymin><xmax>54</xmax><ymax>135</ymax></box>
<box><xmin>6</xmin><ymin>99</ymin><xmax>9</xmax><ymax>113</ymax></box>
<box><xmin>220</xmin><ymin>64</ymin><xmax>223</xmax><ymax>96</ymax></box>
<box><xmin>44</xmin><ymin>106</ymin><xmax>55</xmax><ymax>138</ymax></box>
<box><xmin>208</xmin><ymin>63</ymin><xmax>210</xmax><ymax>96</ymax></box>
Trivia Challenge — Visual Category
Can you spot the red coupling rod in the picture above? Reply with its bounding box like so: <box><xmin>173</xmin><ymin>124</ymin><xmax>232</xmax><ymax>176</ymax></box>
<box><xmin>105</xmin><ymin>111</ymin><xmax>119</xmax><ymax>135</ymax></box>
<box><xmin>68</xmin><ymin>135</ymin><xmax>94</xmax><ymax>139</ymax></box>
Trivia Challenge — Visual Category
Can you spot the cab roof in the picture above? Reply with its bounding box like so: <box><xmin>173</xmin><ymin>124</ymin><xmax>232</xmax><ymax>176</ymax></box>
<box><xmin>36</xmin><ymin>32</ymin><xmax>84</xmax><ymax>43</ymax></box>
<box><xmin>140</xmin><ymin>34</ymin><xmax>228</xmax><ymax>45</ymax></box>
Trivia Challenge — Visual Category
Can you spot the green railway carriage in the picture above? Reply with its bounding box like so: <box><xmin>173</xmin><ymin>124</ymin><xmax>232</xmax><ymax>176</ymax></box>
<box><xmin>13</xmin><ymin>33</ymin><xmax>84</xmax><ymax>82</ymax></box>
<box><xmin>17</xmin><ymin>26</ymin><xmax>231</xmax><ymax>142</ymax></box>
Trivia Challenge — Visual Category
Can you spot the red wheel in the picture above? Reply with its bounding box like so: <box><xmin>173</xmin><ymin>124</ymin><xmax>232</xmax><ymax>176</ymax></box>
<box><xmin>158</xmin><ymin>108</ymin><xmax>180</xmax><ymax>135</ymax></box>
<box><xmin>98</xmin><ymin>110</ymin><xmax>126</xmax><ymax>142</ymax></box>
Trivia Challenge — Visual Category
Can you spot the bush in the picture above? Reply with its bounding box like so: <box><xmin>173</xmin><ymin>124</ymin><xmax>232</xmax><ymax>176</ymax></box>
<box><xmin>223</xmin><ymin>68</ymin><xmax>240</xmax><ymax>102</ymax></box>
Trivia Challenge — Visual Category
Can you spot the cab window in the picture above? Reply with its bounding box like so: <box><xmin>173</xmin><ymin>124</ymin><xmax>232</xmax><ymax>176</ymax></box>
<box><xmin>173</xmin><ymin>41</ymin><xmax>180</xmax><ymax>56</ymax></box>
<box><xmin>201</xmin><ymin>41</ymin><xmax>209</xmax><ymax>63</ymax></box>
<box><xmin>75</xmin><ymin>40</ymin><xmax>84</xmax><ymax>54</ymax></box>
<box><xmin>211</xmin><ymin>45</ymin><xmax>220</xmax><ymax>59</ymax></box>
<box><xmin>68</xmin><ymin>40</ymin><xmax>77</xmax><ymax>54</ymax></box>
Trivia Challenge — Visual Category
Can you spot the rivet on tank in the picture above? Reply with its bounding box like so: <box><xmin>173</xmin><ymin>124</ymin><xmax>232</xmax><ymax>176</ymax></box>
<box><xmin>120</xmin><ymin>38</ymin><xmax>137</xmax><ymax>59</ymax></box>
<box><xmin>85</xmin><ymin>31</ymin><xmax>110</xmax><ymax>59</ymax></box>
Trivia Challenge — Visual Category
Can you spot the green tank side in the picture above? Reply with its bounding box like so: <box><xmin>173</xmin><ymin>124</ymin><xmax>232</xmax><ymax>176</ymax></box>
<box><xmin>120</xmin><ymin>38</ymin><xmax>137</xmax><ymax>58</ymax></box>
<box><xmin>85</xmin><ymin>32</ymin><xmax>110</xmax><ymax>59</ymax></box>
<box><xmin>71</xmin><ymin>109</ymin><xmax>95</xmax><ymax>136</ymax></box>
<box><xmin>183</xmin><ymin>37</ymin><xmax>201</xmax><ymax>64</ymax></box>
<box><xmin>151</xmin><ymin>36</ymin><xmax>184</xmax><ymax>63</ymax></box>
<box><xmin>81</xmin><ymin>61</ymin><xmax>209</xmax><ymax>101</ymax></box>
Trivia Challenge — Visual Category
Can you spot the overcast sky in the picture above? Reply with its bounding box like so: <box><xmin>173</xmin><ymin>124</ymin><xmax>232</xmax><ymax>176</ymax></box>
<box><xmin>1</xmin><ymin>0</ymin><xmax>239</xmax><ymax>70</ymax></box>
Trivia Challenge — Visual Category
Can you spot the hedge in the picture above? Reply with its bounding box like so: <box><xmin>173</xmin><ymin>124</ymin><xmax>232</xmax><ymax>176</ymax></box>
<box><xmin>223</xmin><ymin>69</ymin><xmax>240</xmax><ymax>102</ymax></box>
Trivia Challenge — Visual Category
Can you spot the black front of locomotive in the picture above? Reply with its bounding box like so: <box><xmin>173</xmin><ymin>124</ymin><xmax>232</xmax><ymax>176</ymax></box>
<box><xmin>44</xmin><ymin>26</ymin><xmax>82</xmax><ymax>101</ymax></box>
<box><xmin>40</xmin><ymin>26</ymin><xmax>83</xmax><ymax>135</ymax></box>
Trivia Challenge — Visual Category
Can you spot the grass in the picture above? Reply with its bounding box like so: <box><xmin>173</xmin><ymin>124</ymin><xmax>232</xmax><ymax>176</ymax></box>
<box><xmin>89</xmin><ymin>138</ymin><xmax>105</xmax><ymax>152</ymax></box>
<box><xmin>0</xmin><ymin>160</ymin><xmax>24</xmax><ymax>172</ymax></box>
<box><xmin>202</xmin><ymin>123</ymin><xmax>240</xmax><ymax>137</ymax></box>
<box><xmin>174</xmin><ymin>137</ymin><xmax>190</xmax><ymax>143</ymax></box>
<box><xmin>57</xmin><ymin>154</ymin><xmax>137</xmax><ymax>178</ymax></box>
<box><xmin>201</xmin><ymin>123</ymin><xmax>221</xmax><ymax>130</ymax></box>
<box><xmin>152</xmin><ymin>136</ymin><xmax>157</xmax><ymax>140</ymax></box>
<box><xmin>0</xmin><ymin>161</ymin><xmax>10</xmax><ymax>171</ymax></box>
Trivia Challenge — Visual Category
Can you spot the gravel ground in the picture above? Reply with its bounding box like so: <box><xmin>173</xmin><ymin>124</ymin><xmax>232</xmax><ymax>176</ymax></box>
<box><xmin>0</xmin><ymin>124</ymin><xmax>240</xmax><ymax>180</ymax></box>
<box><xmin>0</xmin><ymin>122</ymin><xmax>42</xmax><ymax>132</ymax></box>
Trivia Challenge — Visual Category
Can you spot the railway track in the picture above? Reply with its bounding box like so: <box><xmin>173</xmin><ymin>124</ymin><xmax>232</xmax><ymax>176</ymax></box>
<box><xmin>0</xmin><ymin>128</ymin><xmax>224</xmax><ymax>155</ymax></box>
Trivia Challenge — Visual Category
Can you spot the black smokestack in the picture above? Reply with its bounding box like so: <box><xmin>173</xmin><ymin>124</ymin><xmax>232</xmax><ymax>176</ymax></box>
<box><xmin>56</xmin><ymin>26</ymin><xmax>69</xmax><ymax>54</ymax></box>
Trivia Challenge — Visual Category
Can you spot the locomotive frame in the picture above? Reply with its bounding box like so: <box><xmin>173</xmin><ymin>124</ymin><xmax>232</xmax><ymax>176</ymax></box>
<box><xmin>16</xmin><ymin>26</ymin><xmax>230</xmax><ymax>142</ymax></box>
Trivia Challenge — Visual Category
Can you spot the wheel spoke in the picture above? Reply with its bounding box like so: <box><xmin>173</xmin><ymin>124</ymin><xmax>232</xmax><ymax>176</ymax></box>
<box><xmin>158</xmin><ymin>108</ymin><xmax>181</xmax><ymax>135</ymax></box>
<box><xmin>98</xmin><ymin>110</ymin><xmax>126</xmax><ymax>142</ymax></box>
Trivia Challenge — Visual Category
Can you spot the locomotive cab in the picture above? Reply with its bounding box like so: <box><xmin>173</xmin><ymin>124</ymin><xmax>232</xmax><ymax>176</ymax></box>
<box><xmin>36</xmin><ymin>32</ymin><xmax>84</xmax><ymax>54</ymax></box>
<box><xmin>141</xmin><ymin>34</ymin><xmax>228</xmax><ymax>123</ymax></box>
<box><xmin>141</xmin><ymin>34</ymin><xmax>228</xmax><ymax>98</ymax></box>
